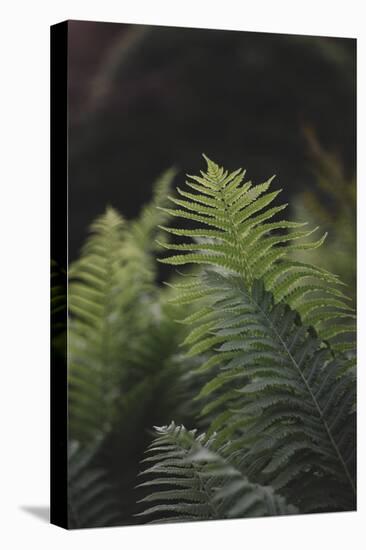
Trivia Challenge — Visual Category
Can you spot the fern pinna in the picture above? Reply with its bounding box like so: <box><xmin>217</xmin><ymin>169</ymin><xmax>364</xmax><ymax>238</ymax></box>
<box><xmin>138</xmin><ymin>155</ymin><xmax>356</xmax><ymax>521</ymax></box>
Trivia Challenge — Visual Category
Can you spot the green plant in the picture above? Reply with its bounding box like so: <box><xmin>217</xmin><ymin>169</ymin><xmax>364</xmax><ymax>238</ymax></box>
<box><xmin>66</xmin><ymin>170</ymin><xmax>200</xmax><ymax>526</ymax></box>
<box><xmin>68</xmin><ymin>168</ymin><xmax>187</xmax><ymax>443</ymax></box>
<box><xmin>137</xmin><ymin>155</ymin><xmax>356</xmax><ymax>521</ymax></box>
<box><xmin>68</xmin><ymin>441</ymin><xmax>120</xmax><ymax>528</ymax></box>
<box><xmin>137</xmin><ymin>422</ymin><xmax>297</xmax><ymax>523</ymax></box>
<box><xmin>292</xmin><ymin>128</ymin><xmax>356</xmax><ymax>305</ymax></box>
<box><xmin>62</xmin><ymin>155</ymin><xmax>356</xmax><ymax>527</ymax></box>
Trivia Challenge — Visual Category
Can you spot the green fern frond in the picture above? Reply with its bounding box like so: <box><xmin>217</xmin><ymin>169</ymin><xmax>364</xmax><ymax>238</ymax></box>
<box><xmin>137</xmin><ymin>422</ymin><xmax>297</xmax><ymax>523</ymax></box>
<box><xmin>68</xmin><ymin>441</ymin><xmax>120</xmax><ymax>528</ymax></box>
<box><xmin>155</xmin><ymin>156</ymin><xmax>355</xmax><ymax>513</ymax></box>
<box><xmin>175</xmin><ymin>271</ymin><xmax>356</xmax><ymax>512</ymax></box>
<box><xmin>68</xmin><ymin>207</ymin><xmax>130</xmax><ymax>442</ymax></box>
<box><xmin>159</xmin><ymin>155</ymin><xmax>355</xmax><ymax>346</ymax></box>
<box><xmin>68</xmin><ymin>169</ymin><xmax>178</xmax><ymax>443</ymax></box>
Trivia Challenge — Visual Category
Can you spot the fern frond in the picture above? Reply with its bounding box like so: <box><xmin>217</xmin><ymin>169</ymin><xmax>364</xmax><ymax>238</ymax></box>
<box><xmin>137</xmin><ymin>422</ymin><xmax>296</xmax><ymax>523</ymax></box>
<box><xmin>177</xmin><ymin>271</ymin><xmax>356</xmax><ymax>512</ymax></box>
<box><xmin>68</xmin><ymin>207</ymin><xmax>130</xmax><ymax>442</ymax></box>
<box><xmin>68</xmin><ymin>170</ymin><xmax>178</xmax><ymax>443</ymax></box>
<box><xmin>159</xmin><ymin>155</ymin><xmax>355</xmax><ymax>346</ymax></box>
<box><xmin>68</xmin><ymin>441</ymin><xmax>120</xmax><ymax>528</ymax></box>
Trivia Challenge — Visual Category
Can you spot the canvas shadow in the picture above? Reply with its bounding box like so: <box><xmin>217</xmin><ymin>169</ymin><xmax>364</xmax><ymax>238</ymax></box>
<box><xmin>20</xmin><ymin>506</ymin><xmax>49</xmax><ymax>523</ymax></box>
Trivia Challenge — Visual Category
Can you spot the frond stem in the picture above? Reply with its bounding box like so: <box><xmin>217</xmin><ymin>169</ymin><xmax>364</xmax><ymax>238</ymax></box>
<box><xmin>217</xmin><ymin>178</ymin><xmax>252</xmax><ymax>286</ymax></box>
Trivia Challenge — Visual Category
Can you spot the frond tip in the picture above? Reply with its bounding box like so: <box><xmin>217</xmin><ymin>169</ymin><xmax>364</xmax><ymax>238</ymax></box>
<box><xmin>159</xmin><ymin>155</ymin><xmax>355</xmax><ymax>344</ymax></box>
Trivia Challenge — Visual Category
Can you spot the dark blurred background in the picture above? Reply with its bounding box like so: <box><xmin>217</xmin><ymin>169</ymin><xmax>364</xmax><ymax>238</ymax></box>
<box><xmin>67</xmin><ymin>20</ymin><xmax>356</xmax><ymax>263</ymax></box>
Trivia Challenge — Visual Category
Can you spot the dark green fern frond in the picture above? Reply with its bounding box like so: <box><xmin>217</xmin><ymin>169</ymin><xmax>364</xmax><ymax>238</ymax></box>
<box><xmin>68</xmin><ymin>441</ymin><xmax>121</xmax><ymax>529</ymax></box>
<box><xmin>68</xmin><ymin>207</ymin><xmax>130</xmax><ymax>442</ymax></box>
<box><xmin>68</xmin><ymin>169</ymin><xmax>177</xmax><ymax>444</ymax></box>
<box><xmin>69</xmin><ymin>206</ymin><xmax>128</xmax><ymax>333</ymax></box>
<box><xmin>137</xmin><ymin>422</ymin><xmax>296</xmax><ymax>523</ymax></box>
<box><xmin>175</xmin><ymin>271</ymin><xmax>356</xmax><ymax>512</ymax></box>
<box><xmin>158</xmin><ymin>155</ymin><xmax>355</xmax><ymax>347</ymax></box>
